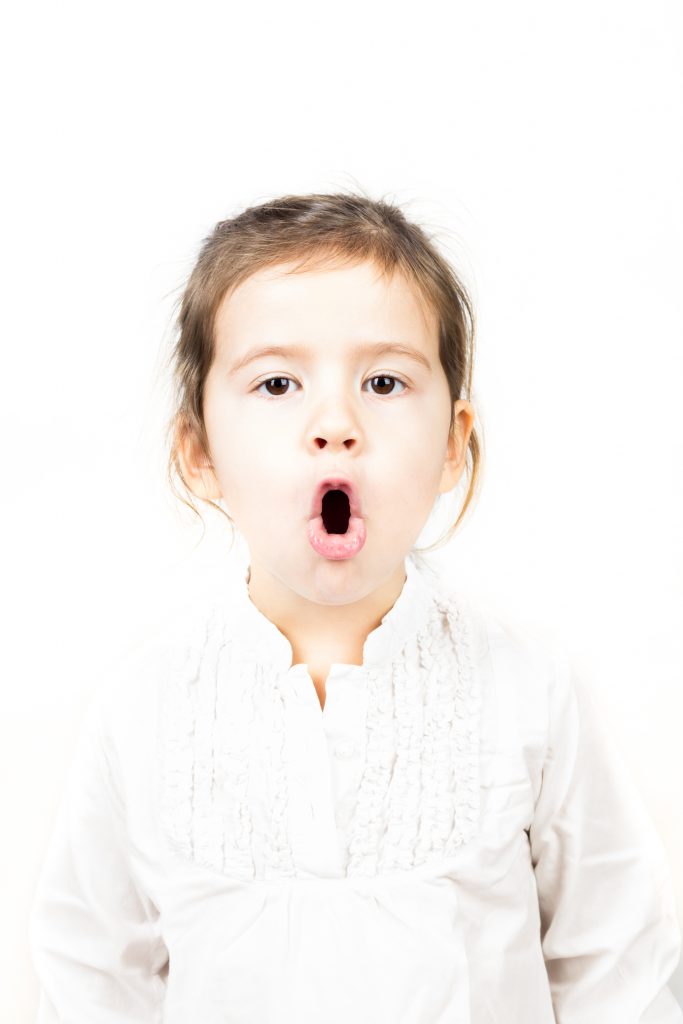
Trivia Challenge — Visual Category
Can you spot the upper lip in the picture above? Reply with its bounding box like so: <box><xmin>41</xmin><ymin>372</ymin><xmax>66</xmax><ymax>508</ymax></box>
<box><xmin>309</xmin><ymin>477</ymin><xmax>363</xmax><ymax>519</ymax></box>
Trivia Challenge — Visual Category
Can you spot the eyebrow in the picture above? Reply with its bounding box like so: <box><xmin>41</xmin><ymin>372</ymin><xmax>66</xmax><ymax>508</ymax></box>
<box><xmin>227</xmin><ymin>342</ymin><xmax>432</xmax><ymax>376</ymax></box>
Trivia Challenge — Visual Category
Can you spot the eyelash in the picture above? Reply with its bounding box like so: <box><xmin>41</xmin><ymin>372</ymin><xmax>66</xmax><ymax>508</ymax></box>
<box><xmin>252</xmin><ymin>374</ymin><xmax>409</xmax><ymax>400</ymax></box>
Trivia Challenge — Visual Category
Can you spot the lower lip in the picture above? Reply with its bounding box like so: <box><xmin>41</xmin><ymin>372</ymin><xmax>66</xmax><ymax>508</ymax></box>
<box><xmin>306</xmin><ymin>515</ymin><xmax>367</xmax><ymax>560</ymax></box>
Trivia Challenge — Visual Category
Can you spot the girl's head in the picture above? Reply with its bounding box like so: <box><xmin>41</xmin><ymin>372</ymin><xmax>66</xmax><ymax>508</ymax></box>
<box><xmin>167</xmin><ymin>191</ymin><xmax>481</xmax><ymax>602</ymax></box>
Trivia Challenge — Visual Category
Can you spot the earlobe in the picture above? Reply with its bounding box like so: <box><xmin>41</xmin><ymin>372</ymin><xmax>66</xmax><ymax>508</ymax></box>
<box><xmin>177</xmin><ymin>423</ymin><xmax>222</xmax><ymax>501</ymax></box>
<box><xmin>439</xmin><ymin>432</ymin><xmax>464</xmax><ymax>494</ymax></box>
<box><xmin>439</xmin><ymin>400</ymin><xmax>474</xmax><ymax>495</ymax></box>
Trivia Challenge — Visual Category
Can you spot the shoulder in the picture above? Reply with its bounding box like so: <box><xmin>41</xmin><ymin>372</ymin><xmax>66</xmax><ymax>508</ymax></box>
<box><xmin>88</xmin><ymin>591</ymin><xmax>227</xmax><ymax>753</ymax></box>
<box><xmin>426</xmin><ymin>567</ymin><xmax>576</xmax><ymax>740</ymax></box>
<box><xmin>427</xmin><ymin>565</ymin><xmax>566</xmax><ymax>681</ymax></box>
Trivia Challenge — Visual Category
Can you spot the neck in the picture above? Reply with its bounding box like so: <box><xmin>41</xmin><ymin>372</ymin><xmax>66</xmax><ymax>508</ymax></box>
<box><xmin>246</xmin><ymin>560</ymin><xmax>408</xmax><ymax>660</ymax></box>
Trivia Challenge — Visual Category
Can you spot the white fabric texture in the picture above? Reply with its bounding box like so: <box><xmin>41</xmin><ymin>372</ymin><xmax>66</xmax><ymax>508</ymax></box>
<box><xmin>30</xmin><ymin>553</ymin><xmax>683</xmax><ymax>1022</ymax></box>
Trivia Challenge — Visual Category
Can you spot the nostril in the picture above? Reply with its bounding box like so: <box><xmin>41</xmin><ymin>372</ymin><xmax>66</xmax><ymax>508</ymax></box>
<box><xmin>321</xmin><ymin>490</ymin><xmax>351</xmax><ymax>534</ymax></box>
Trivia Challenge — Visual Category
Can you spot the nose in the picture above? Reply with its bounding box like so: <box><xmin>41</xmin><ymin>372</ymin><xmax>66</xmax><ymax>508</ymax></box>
<box><xmin>308</xmin><ymin>392</ymin><xmax>362</xmax><ymax>452</ymax></box>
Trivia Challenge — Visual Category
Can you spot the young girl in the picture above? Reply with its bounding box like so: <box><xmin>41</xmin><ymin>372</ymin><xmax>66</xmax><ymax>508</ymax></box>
<box><xmin>30</xmin><ymin>192</ymin><xmax>682</xmax><ymax>1022</ymax></box>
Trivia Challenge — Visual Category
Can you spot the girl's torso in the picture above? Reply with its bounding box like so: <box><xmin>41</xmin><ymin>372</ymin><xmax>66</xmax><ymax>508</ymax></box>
<box><xmin>102</xmin><ymin>553</ymin><xmax>557</xmax><ymax>1021</ymax></box>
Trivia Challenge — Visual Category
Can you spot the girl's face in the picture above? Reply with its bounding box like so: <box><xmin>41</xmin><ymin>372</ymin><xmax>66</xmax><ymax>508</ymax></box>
<box><xmin>192</xmin><ymin>258</ymin><xmax>473</xmax><ymax>608</ymax></box>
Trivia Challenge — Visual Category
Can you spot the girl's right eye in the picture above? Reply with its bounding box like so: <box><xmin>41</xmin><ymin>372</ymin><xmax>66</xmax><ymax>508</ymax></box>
<box><xmin>253</xmin><ymin>376</ymin><xmax>299</xmax><ymax>398</ymax></box>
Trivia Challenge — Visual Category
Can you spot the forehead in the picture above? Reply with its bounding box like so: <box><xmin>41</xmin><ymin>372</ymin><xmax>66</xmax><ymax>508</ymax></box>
<box><xmin>214</xmin><ymin>258</ymin><xmax>438</xmax><ymax>349</ymax></box>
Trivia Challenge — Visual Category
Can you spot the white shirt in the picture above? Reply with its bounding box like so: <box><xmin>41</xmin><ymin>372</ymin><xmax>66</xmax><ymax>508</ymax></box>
<box><xmin>30</xmin><ymin>553</ymin><xmax>683</xmax><ymax>1022</ymax></box>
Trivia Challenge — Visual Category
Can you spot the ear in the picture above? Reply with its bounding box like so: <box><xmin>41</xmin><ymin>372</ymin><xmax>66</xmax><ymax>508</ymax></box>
<box><xmin>176</xmin><ymin>417</ymin><xmax>223</xmax><ymax>502</ymax></box>
<box><xmin>438</xmin><ymin>399</ymin><xmax>475</xmax><ymax>495</ymax></box>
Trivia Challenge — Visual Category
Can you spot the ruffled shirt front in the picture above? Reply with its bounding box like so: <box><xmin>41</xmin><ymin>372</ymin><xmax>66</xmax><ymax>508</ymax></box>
<box><xmin>30</xmin><ymin>553</ymin><xmax>683</xmax><ymax>1022</ymax></box>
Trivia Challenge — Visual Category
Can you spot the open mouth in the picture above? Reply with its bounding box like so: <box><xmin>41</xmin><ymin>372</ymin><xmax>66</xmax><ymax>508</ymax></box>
<box><xmin>307</xmin><ymin>477</ymin><xmax>366</xmax><ymax>559</ymax></box>
<box><xmin>321</xmin><ymin>489</ymin><xmax>351</xmax><ymax>534</ymax></box>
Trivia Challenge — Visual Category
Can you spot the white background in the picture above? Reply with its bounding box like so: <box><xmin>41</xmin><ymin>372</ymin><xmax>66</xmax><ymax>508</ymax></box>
<box><xmin>2</xmin><ymin>0</ymin><xmax>682</xmax><ymax>1017</ymax></box>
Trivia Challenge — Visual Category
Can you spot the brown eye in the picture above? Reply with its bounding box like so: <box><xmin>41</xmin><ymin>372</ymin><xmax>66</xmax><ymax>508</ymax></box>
<box><xmin>368</xmin><ymin>375</ymin><xmax>406</xmax><ymax>396</ymax></box>
<box><xmin>255</xmin><ymin>376</ymin><xmax>297</xmax><ymax>398</ymax></box>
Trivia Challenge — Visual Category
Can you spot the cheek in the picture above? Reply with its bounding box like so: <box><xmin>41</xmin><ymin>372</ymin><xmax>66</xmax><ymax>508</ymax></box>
<box><xmin>383</xmin><ymin>460</ymin><xmax>439</xmax><ymax>523</ymax></box>
<box><xmin>213</xmin><ymin>444</ymin><xmax>297</xmax><ymax>518</ymax></box>
<box><xmin>205</xmin><ymin>404</ymin><xmax>267</xmax><ymax>472</ymax></box>
<box><xmin>397</xmin><ymin>427</ymin><xmax>447</xmax><ymax>481</ymax></box>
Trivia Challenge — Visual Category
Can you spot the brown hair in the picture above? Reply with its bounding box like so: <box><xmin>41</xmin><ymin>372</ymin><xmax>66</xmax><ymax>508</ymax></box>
<box><xmin>164</xmin><ymin>190</ymin><xmax>483</xmax><ymax>553</ymax></box>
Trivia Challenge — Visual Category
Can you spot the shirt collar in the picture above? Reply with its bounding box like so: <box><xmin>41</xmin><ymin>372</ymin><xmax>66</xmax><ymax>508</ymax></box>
<box><xmin>222</xmin><ymin>551</ymin><xmax>436</xmax><ymax>673</ymax></box>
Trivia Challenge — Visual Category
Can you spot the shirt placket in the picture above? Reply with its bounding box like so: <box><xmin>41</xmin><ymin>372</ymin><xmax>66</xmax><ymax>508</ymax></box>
<box><xmin>321</xmin><ymin>666</ymin><xmax>368</xmax><ymax>873</ymax></box>
<box><xmin>280</xmin><ymin>664</ymin><xmax>368</xmax><ymax>878</ymax></box>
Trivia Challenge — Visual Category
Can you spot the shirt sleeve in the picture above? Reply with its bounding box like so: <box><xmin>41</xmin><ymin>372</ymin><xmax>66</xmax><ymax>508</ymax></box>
<box><xmin>528</xmin><ymin>654</ymin><xmax>683</xmax><ymax>1022</ymax></box>
<box><xmin>29</xmin><ymin>687</ymin><xmax>168</xmax><ymax>1023</ymax></box>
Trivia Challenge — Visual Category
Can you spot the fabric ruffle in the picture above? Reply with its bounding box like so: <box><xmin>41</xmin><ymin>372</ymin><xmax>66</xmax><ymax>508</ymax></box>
<box><xmin>158</xmin><ymin>603</ymin><xmax>258</xmax><ymax>880</ymax></box>
<box><xmin>347</xmin><ymin>592</ymin><xmax>481</xmax><ymax>876</ymax></box>
<box><xmin>158</xmin><ymin>574</ymin><xmax>481</xmax><ymax>880</ymax></box>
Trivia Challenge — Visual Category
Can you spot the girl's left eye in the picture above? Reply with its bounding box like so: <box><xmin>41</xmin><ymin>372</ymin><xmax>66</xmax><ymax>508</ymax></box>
<box><xmin>253</xmin><ymin>374</ymin><xmax>408</xmax><ymax>399</ymax></box>
<box><xmin>366</xmin><ymin>374</ymin><xmax>408</xmax><ymax>397</ymax></box>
